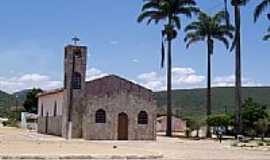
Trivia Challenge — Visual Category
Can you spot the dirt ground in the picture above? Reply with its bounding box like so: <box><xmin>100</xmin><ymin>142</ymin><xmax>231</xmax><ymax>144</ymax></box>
<box><xmin>0</xmin><ymin>127</ymin><xmax>270</xmax><ymax>160</ymax></box>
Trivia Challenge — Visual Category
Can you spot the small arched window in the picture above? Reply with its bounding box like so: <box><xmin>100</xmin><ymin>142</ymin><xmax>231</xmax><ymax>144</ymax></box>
<box><xmin>54</xmin><ymin>101</ymin><xmax>57</xmax><ymax>117</ymax></box>
<box><xmin>138</xmin><ymin>111</ymin><xmax>148</xmax><ymax>125</ymax></box>
<box><xmin>95</xmin><ymin>109</ymin><xmax>106</xmax><ymax>123</ymax></box>
<box><xmin>72</xmin><ymin>72</ymin><xmax>81</xmax><ymax>89</ymax></box>
<box><xmin>74</xmin><ymin>49</ymin><xmax>82</xmax><ymax>58</ymax></box>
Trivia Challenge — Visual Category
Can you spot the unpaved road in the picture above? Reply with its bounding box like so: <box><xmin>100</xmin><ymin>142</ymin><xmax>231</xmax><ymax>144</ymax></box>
<box><xmin>0</xmin><ymin>127</ymin><xmax>270</xmax><ymax>160</ymax></box>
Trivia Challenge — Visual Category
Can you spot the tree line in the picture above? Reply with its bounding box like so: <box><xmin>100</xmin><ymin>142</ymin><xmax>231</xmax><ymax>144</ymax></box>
<box><xmin>137</xmin><ymin>0</ymin><xmax>270</xmax><ymax>137</ymax></box>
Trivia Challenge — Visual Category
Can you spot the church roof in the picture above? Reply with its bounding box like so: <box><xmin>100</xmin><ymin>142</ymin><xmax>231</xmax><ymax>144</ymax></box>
<box><xmin>85</xmin><ymin>74</ymin><xmax>153</xmax><ymax>101</ymax></box>
<box><xmin>37</xmin><ymin>75</ymin><xmax>154</xmax><ymax>101</ymax></box>
<box><xmin>37</xmin><ymin>88</ymin><xmax>64</xmax><ymax>97</ymax></box>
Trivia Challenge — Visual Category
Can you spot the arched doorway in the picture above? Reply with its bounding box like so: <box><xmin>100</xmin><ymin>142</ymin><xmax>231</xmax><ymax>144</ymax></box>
<box><xmin>118</xmin><ymin>112</ymin><xmax>128</xmax><ymax>140</ymax></box>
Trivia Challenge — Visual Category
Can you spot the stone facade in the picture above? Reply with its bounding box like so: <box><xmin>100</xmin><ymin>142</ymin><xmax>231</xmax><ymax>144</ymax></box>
<box><xmin>82</xmin><ymin>76</ymin><xmax>156</xmax><ymax>140</ymax></box>
<box><xmin>37</xmin><ymin>44</ymin><xmax>156</xmax><ymax>140</ymax></box>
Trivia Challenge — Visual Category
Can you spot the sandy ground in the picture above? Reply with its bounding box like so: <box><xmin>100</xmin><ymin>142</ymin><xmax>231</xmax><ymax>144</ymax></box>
<box><xmin>0</xmin><ymin>127</ymin><xmax>270</xmax><ymax>160</ymax></box>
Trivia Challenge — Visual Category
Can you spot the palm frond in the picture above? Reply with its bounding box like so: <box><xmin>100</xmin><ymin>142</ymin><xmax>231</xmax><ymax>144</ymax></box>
<box><xmin>142</xmin><ymin>1</ymin><xmax>160</xmax><ymax>11</ymax></box>
<box><xmin>184</xmin><ymin>21</ymin><xmax>200</xmax><ymax>32</ymax></box>
<box><xmin>213</xmin><ymin>35</ymin><xmax>230</xmax><ymax>49</ymax></box>
<box><xmin>176</xmin><ymin>7</ymin><xmax>200</xmax><ymax>18</ymax></box>
<box><xmin>137</xmin><ymin>11</ymin><xmax>165</xmax><ymax>23</ymax></box>
<box><xmin>263</xmin><ymin>33</ymin><xmax>270</xmax><ymax>41</ymax></box>
<box><xmin>184</xmin><ymin>10</ymin><xmax>233</xmax><ymax>51</ymax></box>
<box><xmin>231</xmin><ymin>0</ymin><xmax>250</xmax><ymax>6</ymax></box>
<box><xmin>172</xmin><ymin>16</ymin><xmax>181</xmax><ymax>29</ymax></box>
<box><xmin>185</xmin><ymin>37</ymin><xmax>204</xmax><ymax>48</ymax></box>
<box><xmin>254</xmin><ymin>0</ymin><xmax>270</xmax><ymax>22</ymax></box>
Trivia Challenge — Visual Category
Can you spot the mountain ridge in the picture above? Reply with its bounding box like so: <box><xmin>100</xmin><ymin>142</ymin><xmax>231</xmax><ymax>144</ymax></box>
<box><xmin>1</xmin><ymin>87</ymin><xmax>270</xmax><ymax>118</ymax></box>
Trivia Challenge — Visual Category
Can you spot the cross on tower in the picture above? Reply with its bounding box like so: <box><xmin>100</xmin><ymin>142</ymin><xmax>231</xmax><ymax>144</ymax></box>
<box><xmin>72</xmin><ymin>36</ymin><xmax>80</xmax><ymax>45</ymax></box>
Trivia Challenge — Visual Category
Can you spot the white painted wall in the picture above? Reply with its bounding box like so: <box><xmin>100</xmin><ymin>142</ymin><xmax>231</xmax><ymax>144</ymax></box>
<box><xmin>38</xmin><ymin>92</ymin><xmax>64</xmax><ymax>117</ymax></box>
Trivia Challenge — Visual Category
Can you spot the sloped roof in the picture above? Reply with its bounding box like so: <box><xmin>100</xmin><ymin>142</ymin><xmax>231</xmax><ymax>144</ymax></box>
<box><xmin>37</xmin><ymin>88</ymin><xmax>64</xmax><ymax>97</ymax></box>
<box><xmin>37</xmin><ymin>75</ymin><xmax>153</xmax><ymax>101</ymax></box>
<box><xmin>85</xmin><ymin>74</ymin><xmax>153</xmax><ymax>100</ymax></box>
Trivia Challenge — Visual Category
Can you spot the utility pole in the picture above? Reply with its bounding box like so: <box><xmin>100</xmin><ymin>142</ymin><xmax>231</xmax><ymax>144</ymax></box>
<box><xmin>66</xmin><ymin>36</ymin><xmax>80</xmax><ymax>139</ymax></box>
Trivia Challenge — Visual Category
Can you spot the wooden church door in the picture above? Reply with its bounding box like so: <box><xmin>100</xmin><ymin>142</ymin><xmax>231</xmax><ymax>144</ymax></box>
<box><xmin>118</xmin><ymin>112</ymin><xmax>128</xmax><ymax>140</ymax></box>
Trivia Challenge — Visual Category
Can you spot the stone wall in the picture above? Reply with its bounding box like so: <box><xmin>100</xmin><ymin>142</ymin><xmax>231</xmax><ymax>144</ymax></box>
<box><xmin>82</xmin><ymin>92</ymin><xmax>156</xmax><ymax>140</ymax></box>
<box><xmin>37</xmin><ymin>116</ymin><xmax>62</xmax><ymax>136</ymax></box>
<box><xmin>85</xmin><ymin>75</ymin><xmax>153</xmax><ymax>102</ymax></box>
<box><xmin>62</xmin><ymin>45</ymin><xmax>87</xmax><ymax>139</ymax></box>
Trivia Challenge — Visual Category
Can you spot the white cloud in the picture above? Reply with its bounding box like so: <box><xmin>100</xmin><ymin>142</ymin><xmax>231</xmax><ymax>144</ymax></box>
<box><xmin>137</xmin><ymin>67</ymin><xmax>205</xmax><ymax>91</ymax></box>
<box><xmin>172</xmin><ymin>67</ymin><xmax>205</xmax><ymax>85</ymax></box>
<box><xmin>0</xmin><ymin>67</ymin><xmax>263</xmax><ymax>94</ymax></box>
<box><xmin>213</xmin><ymin>75</ymin><xmax>262</xmax><ymax>87</ymax></box>
<box><xmin>132</xmin><ymin>59</ymin><xmax>139</xmax><ymax>63</ymax></box>
<box><xmin>86</xmin><ymin>68</ymin><xmax>108</xmax><ymax>81</ymax></box>
<box><xmin>109</xmin><ymin>41</ymin><xmax>119</xmax><ymax>45</ymax></box>
<box><xmin>0</xmin><ymin>74</ymin><xmax>62</xmax><ymax>93</ymax></box>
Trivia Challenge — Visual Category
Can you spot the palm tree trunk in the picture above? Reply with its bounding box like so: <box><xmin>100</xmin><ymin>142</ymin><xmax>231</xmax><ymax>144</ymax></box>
<box><xmin>166</xmin><ymin>36</ymin><xmax>172</xmax><ymax>137</ymax></box>
<box><xmin>234</xmin><ymin>5</ymin><xmax>243</xmax><ymax>136</ymax></box>
<box><xmin>206</xmin><ymin>37</ymin><xmax>213</xmax><ymax>138</ymax></box>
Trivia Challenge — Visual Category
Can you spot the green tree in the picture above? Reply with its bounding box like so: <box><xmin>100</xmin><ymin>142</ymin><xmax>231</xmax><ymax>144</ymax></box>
<box><xmin>137</xmin><ymin>0</ymin><xmax>199</xmax><ymax>136</ymax></box>
<box><xmin>184</xmin><ymin>10</ymin><xmax>234</xmax><ymax>137</ymax></box>
<box><xmin>23</xmin><ymin>88</ymin><xmax>43</xmax><ymax>113</ymax></box>
<box><xmin>241</xmin><ymin>98</ymin><xmax>269</xmax><ymax>137</ymax></box>
<box><xmin>255</xmin><ymin>118</ymin><xmax>269</xmax><ymax>141</ymax></box>
<box><xmin>207</xmin><ymin>113</ymin><xmax>233</xmax><ymax>128</ymax></box>
<box><xmin>185</xmin><ymin>117</ymin><xmax>205</xmax><ymax>138</ymax></box>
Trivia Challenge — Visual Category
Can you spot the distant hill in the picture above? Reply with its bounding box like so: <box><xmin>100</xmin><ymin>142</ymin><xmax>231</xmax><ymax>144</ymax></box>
<box><xmin>154</xmin><ymin>87</ymin><xmax>270</xmax><ymax>118</ymax></box>
<box><xmin>1</xmin><ymin>87</ymin><xmax>270</xmax><ymax>118</ymax></box>
<box><xmin>13</xmin><ymin>89</ymin><xmax>31</xmax><ymax>103</ymax></box>
<box><xmin>0</xmin><ymin>89</ymin><xmax>29</xmax><ymax>117</ymax></box>
<box><xmin>0</xmin><ymin>90</ymin><xmax>15</xmax><ymax>117</ymax></box>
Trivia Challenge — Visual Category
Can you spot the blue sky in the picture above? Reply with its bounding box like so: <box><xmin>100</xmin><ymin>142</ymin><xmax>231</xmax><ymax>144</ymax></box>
<box><xmin>0</xmin><ymin>0</ymin><xmax>269</xmax><ymax>93</ymax></box>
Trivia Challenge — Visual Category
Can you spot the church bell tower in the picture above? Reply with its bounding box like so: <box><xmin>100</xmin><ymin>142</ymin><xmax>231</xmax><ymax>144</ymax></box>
<box><xmin>62</xmin><ymin>37</ymin><xmax>87</xmax><ymax>138</ymax></box>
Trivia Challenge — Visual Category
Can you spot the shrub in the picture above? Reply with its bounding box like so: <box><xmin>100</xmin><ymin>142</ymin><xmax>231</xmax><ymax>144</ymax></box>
<box><xmin>257</xmin><ymin>141</ymin><xmax>264</xmax><ymax>146</ymax></box>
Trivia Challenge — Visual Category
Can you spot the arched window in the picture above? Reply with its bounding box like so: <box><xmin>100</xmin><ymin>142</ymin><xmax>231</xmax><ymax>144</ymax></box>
<box><xmin>72</xmin><ymin>72</ymin><xmax>81</xmax><ymax>89</ymax></box>
<box><xmin>138</xmin><ymin>111</ymin><xmax>148</xmax><ymax>125</ymax></box>
<box><xmin>54</xmin><ymin>101</ymin><xmax>57</xmax><ymax>117</ymax></box>
<box><xmin>74</xmin><ymin>49</ymin><xmax>82</xmax><ymax>58</ymax></box>
<box><xmin>95</xmin><ymin>109</ymin><xmax>106</xmax><ymax>123</ymax></box>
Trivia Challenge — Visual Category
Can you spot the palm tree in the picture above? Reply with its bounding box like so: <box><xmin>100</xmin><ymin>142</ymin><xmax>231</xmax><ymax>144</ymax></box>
<box><xmin>254</xmin><ymin>2</ymin><xmax>270</xmax><ymax>40</ymax></box>
<box><xmin>184</xmin><ymin>10</ymin><xmax>234</xmax><ymax>138</ymax></box>
<box><xmin>137</xmin><ymin>0</ymin><xmax>199</xmax><ymax>136</ymax></box>
<box><xmin>254</xmin><ymin>0</ymin><xmax>270</xmax><ymax>22</ymax></box>
<box><xmin>263</xmin><ymin>26</ymin><xmax>270</xmax><ymax>40</ymax></box>
<box><xmin>228</xmin><ymin>0</ymin><xmax>250</xmax><ymax>136</ymax></box>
